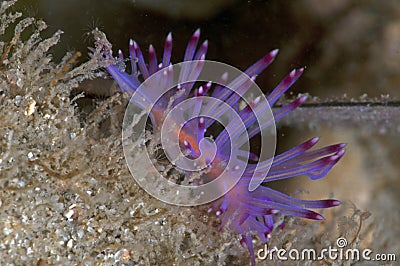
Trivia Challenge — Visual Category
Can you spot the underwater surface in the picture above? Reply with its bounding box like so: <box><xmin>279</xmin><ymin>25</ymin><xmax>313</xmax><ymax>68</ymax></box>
<box><xmin>0</xmin><ymin>0</ymin><xmax>399</xmax><ymax>265</ymax></box>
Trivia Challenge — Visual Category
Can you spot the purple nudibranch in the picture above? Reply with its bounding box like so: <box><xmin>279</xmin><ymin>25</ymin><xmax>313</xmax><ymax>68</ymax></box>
<box><xmin>96</xmin><ymin>29</ymin><xmax>345</xmax><ymax>265</ymax></box>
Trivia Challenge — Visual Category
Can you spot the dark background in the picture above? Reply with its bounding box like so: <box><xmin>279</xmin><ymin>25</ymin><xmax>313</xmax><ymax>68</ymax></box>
<box><xmin>14</xmin><ymin>0</ymin><xmax>400</xmax><ymax>100</ymax></box>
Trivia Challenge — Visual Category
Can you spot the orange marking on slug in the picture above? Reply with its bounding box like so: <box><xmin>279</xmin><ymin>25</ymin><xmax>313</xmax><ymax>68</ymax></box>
<box><xmin>151</xmin><ymin>108</ymin><xmax>225</xmax><ymax>178</ymax></box>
